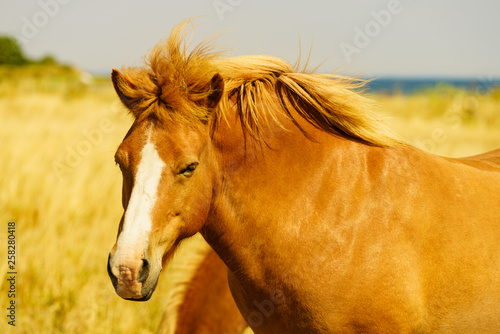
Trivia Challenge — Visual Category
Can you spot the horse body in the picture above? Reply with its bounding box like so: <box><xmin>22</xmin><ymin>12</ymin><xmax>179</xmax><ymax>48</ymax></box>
<box><xmin>205</xmin><ymin>111</ymin><xmax>500</xmax><ymax>333</ymax></box>
<box><xmin>107</xmin><ymin>20</ymin><xmax>500</xmax><ymax>333</ymax></box>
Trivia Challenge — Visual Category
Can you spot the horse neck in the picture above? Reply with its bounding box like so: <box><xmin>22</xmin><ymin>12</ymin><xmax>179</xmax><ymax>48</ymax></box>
<box><xmin>202</xmin><ymin>109</ymin><xmax>379</xmax><ymax>278</ymax></box>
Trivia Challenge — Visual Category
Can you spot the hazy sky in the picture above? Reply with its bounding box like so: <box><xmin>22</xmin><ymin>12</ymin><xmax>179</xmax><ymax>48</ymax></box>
<box><xmin>1</xmin><ymin>0</ymin><xmax>499</xmax><ymax>78</ymax></box>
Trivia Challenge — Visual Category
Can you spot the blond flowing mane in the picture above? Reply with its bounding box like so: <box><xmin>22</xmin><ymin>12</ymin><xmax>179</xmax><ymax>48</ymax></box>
<box><xmin>114</xmin><ymin>20</ymin><xmax>401</xmax><ymax>146</ymax></box>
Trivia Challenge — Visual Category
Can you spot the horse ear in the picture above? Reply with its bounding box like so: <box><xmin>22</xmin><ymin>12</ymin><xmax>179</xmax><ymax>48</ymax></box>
<box><xmin>111</xmin><ymin>69</ymin><xmax>137</xmax><ymax>110</ymax></box>
<box><xmin>206</xmin><ymin>73</ymin><xmax>224</xmax><ymax>109</ymax></box>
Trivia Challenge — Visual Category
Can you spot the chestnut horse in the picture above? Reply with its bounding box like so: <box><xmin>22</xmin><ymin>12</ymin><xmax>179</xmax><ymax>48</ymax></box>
<box><xmin>156</xmin><ymin>234</ymin><xmax>249</xmax><ymax>333</ymax></box>
<box><xmin>107</xmin><ymin>20</ymin><xmax>500</xmax><ymax>333</ymax></box>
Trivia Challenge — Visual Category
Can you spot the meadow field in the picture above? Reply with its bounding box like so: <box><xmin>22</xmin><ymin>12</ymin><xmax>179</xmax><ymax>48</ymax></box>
<box><xmin>0</xmin><ymin>66</ymin><xmax>499</xmax><ymax>334</ymax></box>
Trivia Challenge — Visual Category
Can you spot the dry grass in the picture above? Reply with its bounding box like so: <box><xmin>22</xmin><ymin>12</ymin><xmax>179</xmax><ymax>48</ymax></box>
<box><xmin>0</xmin><ymin>67</ymin><xmax>498</xmax><ymax>333</ymax></box>
<box><xmin>372</xmin><ymin>85</ymin><xmax>500</xmax><ymax>157</ymax></box>
<box><xmin>0</xmin><ymin>67</ymin><xmax>173</xmax><ymax>334</ymax></box>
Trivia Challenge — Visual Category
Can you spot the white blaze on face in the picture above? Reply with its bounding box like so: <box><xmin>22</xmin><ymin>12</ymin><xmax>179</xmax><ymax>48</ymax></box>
<box><xmin>115</xmin><ymin>131</ymin><xmax>165</xmax><ymax>263</ymax></box>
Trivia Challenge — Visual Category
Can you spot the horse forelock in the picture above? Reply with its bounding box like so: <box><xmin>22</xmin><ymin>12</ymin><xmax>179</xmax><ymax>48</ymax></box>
<box><xmin>117</xmin><ymin>20</ymin><xmax>222</xmax><ymax>126</ymax></box>
<box><xmin>118</xmin><ymin>19</ymin><xmax>403</xmax><ymax>147</ymax></box>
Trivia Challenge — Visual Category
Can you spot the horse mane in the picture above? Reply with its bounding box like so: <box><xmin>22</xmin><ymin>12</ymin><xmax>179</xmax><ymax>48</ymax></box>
<box><xmin>115</xmin><ymin>20</ymin><xmax>402</xmax><ymax>146</ymax></box>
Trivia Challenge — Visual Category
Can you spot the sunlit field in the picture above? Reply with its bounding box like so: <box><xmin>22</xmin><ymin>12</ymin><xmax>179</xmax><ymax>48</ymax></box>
<box><xmin>374</xmin><ymin>85</ymin><xmax>500</xmax><ymax>157</ymax></box>
<box><xmin>0</xmin><ymin>66</ymin><xmax>499</xmax><ymax>333</ymax></box>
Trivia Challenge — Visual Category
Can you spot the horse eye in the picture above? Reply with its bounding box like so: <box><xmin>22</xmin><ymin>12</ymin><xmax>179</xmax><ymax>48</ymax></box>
<box><xmin>180</xmin><ymin>162</ymin><xmax>199</xmax><ymax>177</ymax></box>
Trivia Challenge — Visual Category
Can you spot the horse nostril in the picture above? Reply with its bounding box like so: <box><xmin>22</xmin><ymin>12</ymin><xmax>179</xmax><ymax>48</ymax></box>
<box><xmin>107</xmin><ymin>254</ymin><xmax>118</xmax><ymax>288</ymax></box>
<box><xmin>137</xmin><ymin>257</ymin><xmax>150</xmax><ymax>284</ymax></box>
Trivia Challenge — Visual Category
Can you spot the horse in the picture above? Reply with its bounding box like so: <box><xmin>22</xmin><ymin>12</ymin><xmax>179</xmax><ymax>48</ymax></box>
<box><xmin>156</xmin><ymin>233</ymin><xmax>250</xmax><ymax>333</ymax></box>
<box><xmin>107</xmin><ymin>20</ymin><xmax>500</xmax><ymax>333</ymax></box>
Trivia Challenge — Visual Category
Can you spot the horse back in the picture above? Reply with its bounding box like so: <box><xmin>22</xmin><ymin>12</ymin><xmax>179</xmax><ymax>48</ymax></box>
<box><xmin>460</xmin><ymin>148</ymin><xmax>500</xmax><ymax>165</ymax></box>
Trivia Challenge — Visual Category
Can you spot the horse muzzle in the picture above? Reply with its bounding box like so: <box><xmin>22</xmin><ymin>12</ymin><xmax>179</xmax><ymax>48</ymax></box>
<box><xmin>107</xmin><ymin>252</ymin><xmax>159</xmax><ymax>301</ymax></box>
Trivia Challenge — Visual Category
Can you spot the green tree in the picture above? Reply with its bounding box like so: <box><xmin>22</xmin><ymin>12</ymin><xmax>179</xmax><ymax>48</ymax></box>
<box><xmin>38</xmin><ymin>55</ymin><xmax>57</xmax><ymax>65</ymax></box>
<box><xmin>0</xmin><ymin>36</ymin><xmax>28</xmax><ymax>65</ymax></box>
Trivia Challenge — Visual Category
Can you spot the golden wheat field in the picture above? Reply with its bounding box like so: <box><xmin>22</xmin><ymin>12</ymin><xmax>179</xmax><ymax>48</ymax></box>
<box><xmin>0</xmin><ymin>66</ymin><xmax>499</xmax><ymax>334</ymax></box>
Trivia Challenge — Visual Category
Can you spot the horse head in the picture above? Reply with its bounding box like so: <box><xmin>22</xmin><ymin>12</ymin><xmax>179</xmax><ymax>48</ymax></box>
<box><xmin>107</xmin><ymin>41</ymin><xmax>224</xmax><ymax>300</ymax></box>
